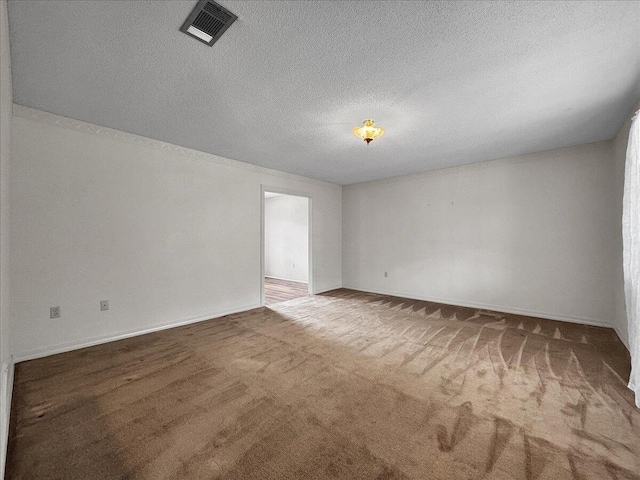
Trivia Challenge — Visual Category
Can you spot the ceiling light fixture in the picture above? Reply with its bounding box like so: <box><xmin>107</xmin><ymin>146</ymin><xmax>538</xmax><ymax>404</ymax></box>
<box><xmin>353</xmin><ymin>119</ymin><xmax>385</xmax><ymax>145</ymax></box>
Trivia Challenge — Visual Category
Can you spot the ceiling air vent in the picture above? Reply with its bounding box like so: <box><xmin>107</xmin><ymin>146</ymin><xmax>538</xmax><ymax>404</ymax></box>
<box><xmin>180</xmin><ymin>0</ymin><xmax>237</xmax><ymax>47</ymax></box>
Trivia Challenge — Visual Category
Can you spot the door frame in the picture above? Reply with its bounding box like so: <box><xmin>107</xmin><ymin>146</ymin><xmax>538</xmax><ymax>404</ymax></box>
<box><xmin>260</xmin><ymin>185</ymin><xmax>313</xmax><ymax>306</ymax></box>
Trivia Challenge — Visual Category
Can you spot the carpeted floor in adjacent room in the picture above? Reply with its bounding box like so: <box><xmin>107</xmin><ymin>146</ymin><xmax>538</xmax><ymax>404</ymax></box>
<box><xmin>6</xmin><ymin>289</ymin><xmax>639</xmax><ymax>479</ymax></box>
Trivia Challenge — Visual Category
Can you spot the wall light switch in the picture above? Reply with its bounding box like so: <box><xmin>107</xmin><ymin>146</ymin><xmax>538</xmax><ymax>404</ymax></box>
<box><xmin>50</xmin><ymin>306</ymin><xmax>60</xmax><ymax>319</ymax></box>
<box><xmin>100</xmin><ymin>300</ymin><xmax>109</xmax><ymax>311</ymax></box>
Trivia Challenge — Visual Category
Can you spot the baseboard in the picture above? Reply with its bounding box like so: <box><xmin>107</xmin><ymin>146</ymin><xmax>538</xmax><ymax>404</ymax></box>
<box><xmin>265</xmin><ymin>275</ymin><xmax>308</xmax><ymax>284</ymax></box>
<box><xmin>613</xmin><ymin>324</ymin><xmax>630</xmax><ymax>351</ymax></box>
<box><xmin>1</xmin><ymin>358</ymin><xmax>15</xmax><ymax>480</ymax></box>
<box><xmin>342</xmin><ymin>285</ymin><xmax>615</xmax><ymax>329</ymax></box>
<box><xmin>314</xmin><ymin>284</ymin><xmax>343</xmax><ymax>295</ymax></box>
<box><xmin>13</xmin><ymin>303</ymin><xmax>260</xmax><ymax>363</ymax></box>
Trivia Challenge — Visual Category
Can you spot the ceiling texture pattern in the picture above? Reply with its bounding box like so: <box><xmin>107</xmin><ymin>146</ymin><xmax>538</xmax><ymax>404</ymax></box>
<box><xmin>7</xmin><ymin>0</ymin><xmax>640</xmax><ymax>184</ymax></box>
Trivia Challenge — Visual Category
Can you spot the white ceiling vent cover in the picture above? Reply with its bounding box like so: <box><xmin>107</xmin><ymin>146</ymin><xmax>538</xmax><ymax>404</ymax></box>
<box><xmin>180</xmin><ymin>0</ymin><xmax>237</xmax><ymax>47</ymax></box>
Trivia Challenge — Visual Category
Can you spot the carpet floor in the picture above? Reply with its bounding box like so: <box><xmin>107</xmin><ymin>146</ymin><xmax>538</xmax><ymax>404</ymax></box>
<box><xmin>6</xmin><ymin>289</ymin><xmax>639</xmax><ymax>479</ymax></box>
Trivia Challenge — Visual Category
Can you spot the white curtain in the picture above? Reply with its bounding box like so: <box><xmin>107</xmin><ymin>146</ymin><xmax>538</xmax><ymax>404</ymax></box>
<box><xmin>623</xmin><ymin>109</ymin><xmax>640</xmax><ymax>407</ymax></box>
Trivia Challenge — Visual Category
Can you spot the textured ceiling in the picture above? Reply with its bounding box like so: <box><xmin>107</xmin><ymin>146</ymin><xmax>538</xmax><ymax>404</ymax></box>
<box><xmin>7</xmin><ymin>1</ymin><xmax>640</xmax><ymax>185</ymax></box>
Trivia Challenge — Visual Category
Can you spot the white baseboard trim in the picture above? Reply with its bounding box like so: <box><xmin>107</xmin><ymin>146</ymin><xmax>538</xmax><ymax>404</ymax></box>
<box><xmin>13</xmin><ymin>303</ymin><xmax>261</xmax><ymax>363</ymax></box>
<box><xmin>342</xmin><ymin>285</ymin><xmax>615</xmax><ymax>329</ymax></box>
<box><xmin>613</xmin><ymin>324</ymin><xmax>630</xmax><ymax>351</ymax></box>
<box><xmin>265</xmin><ymin>275</ymin><xmax>309</xmax><ymax>284</ymax></box>
<box><xmin>1</xmin><ymin>358</ymin><xmax>15</xmax><ymax>480</ymax></box>
<box><xmin>313</xmin><ymin>284</ymin><xmax>343</xmax><ymax>295</ymax></box>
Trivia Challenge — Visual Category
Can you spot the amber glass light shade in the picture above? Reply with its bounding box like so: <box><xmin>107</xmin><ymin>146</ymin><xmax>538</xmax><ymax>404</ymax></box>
<box><xmin>353</xmin><ymin>119</ymin><xmax>385</xmax><ymax>144</ymax></box>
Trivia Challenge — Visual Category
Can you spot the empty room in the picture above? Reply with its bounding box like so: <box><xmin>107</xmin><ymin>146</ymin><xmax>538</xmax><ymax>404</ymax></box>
<box><xmin>0</xmin><ymin>1</ymin><xmax>639</xmax><ymax>479</ymax></box>
<box><xmin>263</xmin><ymin>191</ymin><xmax>310</xmax><ymax>305</ymax></box>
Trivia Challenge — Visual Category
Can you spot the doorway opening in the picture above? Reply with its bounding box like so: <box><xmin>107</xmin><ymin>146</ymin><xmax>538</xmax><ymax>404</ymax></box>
<box><xmin>261</xmin><ymin>189</ymin><xmax>311</xmax><ymax>305</ymax></box>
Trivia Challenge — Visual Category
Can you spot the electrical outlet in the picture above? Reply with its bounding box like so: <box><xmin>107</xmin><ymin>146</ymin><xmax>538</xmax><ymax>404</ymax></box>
<box><xmin>50</xmin><ymin>306</ymin><xmax>60</xmax><ymax>319</ymax></box>
<box><xmin>100</xmin><ymin>300</ymin><xmax>109</xmax><ymax>311</ymax></box>
<box><xmin>384</xmin><ymin>271</ymin><xmax>388</xmax><ymax>278</ymax></box>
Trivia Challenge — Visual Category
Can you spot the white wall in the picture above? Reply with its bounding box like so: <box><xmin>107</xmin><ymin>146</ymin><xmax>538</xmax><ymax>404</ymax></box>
<box><xmin>612</xmin><ymin>99</ymin><xmax>640</xmax><ymax>349</ymax></box>
<box><xmin>10</xmin><ymin>106</ymin><xmax>342</xmax><ymax>360</ymax></box>
<box><xmin>0</xmin><ymin>0</ymin><xmax>12</xmax><ymax>475</ymax></box>
<box><xmin>343</xmin><ymin>140</ymin><xmax>619</xmax><ymax>327</ymax></box>
<box><xmin>265</xmin><ymin>194</ymin><xmax>309</xmax><ymax>283</ymax></box>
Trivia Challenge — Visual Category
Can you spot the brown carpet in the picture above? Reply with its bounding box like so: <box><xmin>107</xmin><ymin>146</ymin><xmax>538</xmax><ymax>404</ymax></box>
<box><xmin>6</xmin><ymin>289</ymin><xmax>639</xmax><ymax>479</ymax></box>
<box><xmin>264</xmin><ymin>277</ymin><xmax>308</xmax><ymax>305</ymax></box>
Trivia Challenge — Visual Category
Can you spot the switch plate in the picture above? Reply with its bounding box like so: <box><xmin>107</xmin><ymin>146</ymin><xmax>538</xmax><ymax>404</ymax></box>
<box><xmin>50</xmin><ymin>306</ymin><xmax>60</xmax><ymax>319</ymax></box>
<box><xmin>100</xmin><ymin>300</ymin><xmax>109</xmax><ymax>311</ymax></box>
